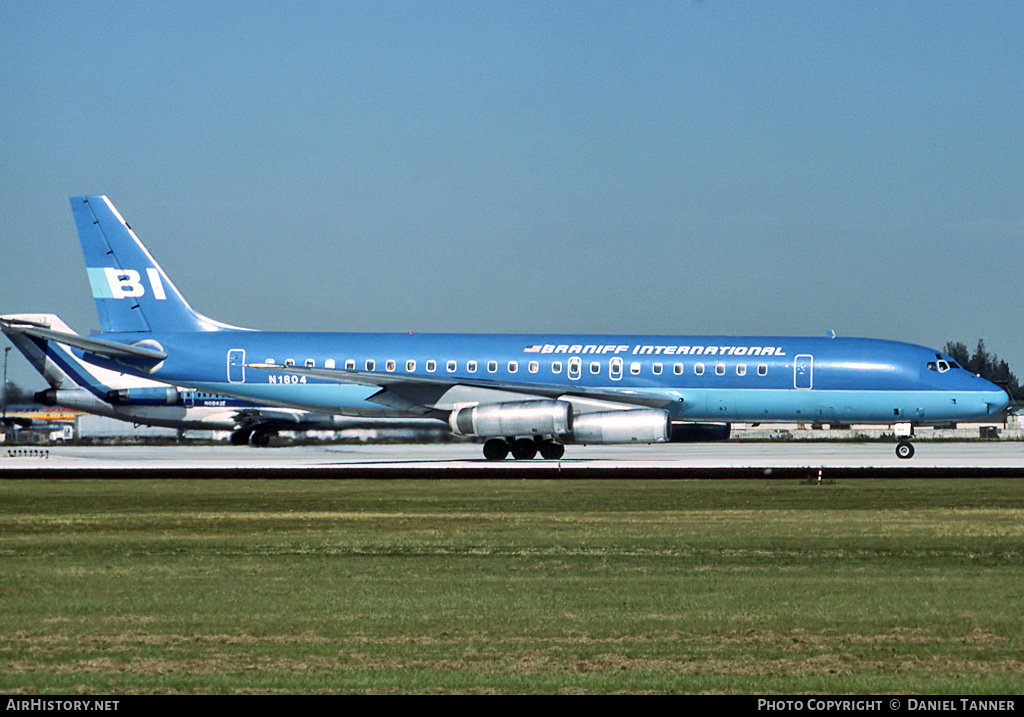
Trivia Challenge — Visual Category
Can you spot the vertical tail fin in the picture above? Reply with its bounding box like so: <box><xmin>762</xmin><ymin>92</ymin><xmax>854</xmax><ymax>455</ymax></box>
<box><xmin>71</xmin><ymin>196</ymin><xmax>243</xmax><ymax>333</ymax></box>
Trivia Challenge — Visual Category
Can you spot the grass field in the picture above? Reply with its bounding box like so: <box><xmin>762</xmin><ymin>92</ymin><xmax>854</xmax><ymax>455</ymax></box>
<box><xmin>1</xmin><ymin>477</ymin><xmax>1023</xmax><ymax>694</ymax></box>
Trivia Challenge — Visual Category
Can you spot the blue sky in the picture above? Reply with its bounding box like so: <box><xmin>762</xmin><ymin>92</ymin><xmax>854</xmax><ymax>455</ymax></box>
<box><xmin>2</xmin><ymin>1</ymin><xmax>1022</xmax><ymax>390</ymax></box>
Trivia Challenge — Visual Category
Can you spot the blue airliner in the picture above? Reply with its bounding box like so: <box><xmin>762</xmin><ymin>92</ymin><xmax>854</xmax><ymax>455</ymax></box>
<box><xmin>1</xmin><ymin>313</ymin><xmax>446</xmax><ymax>445</ymax></box>
<box><xmin>17</xmin><ymin>195</ymin><xmax>1009</xmax><ymax>460</ymax></box>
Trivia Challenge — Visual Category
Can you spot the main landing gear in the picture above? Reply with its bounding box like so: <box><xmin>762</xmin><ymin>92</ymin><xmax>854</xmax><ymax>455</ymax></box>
<box><xmin>230</xmin><ymin>429</ymin><xmax>275</xmax><ymax>446</ymax></box>
<box><xmin>483</xmin><ymin>437</ymin><xmax>565</xmax><ymax>461</ymax></box>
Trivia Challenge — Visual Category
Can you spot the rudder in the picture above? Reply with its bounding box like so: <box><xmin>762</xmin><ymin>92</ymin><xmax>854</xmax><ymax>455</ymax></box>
<box><xmin>71</xmin><ymin>196</ymin><xmax>236</xmax><ymax>333</ymax></box>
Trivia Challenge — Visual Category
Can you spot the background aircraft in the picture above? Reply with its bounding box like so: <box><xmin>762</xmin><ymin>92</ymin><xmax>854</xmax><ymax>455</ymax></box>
<box><xmin>15</xmin><ymin>195</ymin><xmax>1008</xmax><ymax>460</ymax></box>
<box><xmin>1</xmin><ymin>313</ymin><xmax>448</xmax><ymax>445</ymax></box>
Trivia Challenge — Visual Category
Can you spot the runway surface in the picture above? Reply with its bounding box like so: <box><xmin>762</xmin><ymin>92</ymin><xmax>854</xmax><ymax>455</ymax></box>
<box><xmin>2</xmin><ymin>441</ymin><xmax>1022</xmax><ymax>478</ymax></box>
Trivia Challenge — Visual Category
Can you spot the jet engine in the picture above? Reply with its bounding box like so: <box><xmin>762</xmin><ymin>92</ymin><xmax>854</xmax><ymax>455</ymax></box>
<box><xmin>34</xmin><ymin>388</ymin><xmax>64</xmax><ymax>407</ymax></box>
<box><xmin>106</xmin><ymin>387</ymin><xmax>181</xmax><ymax>405</ymax></box>
<box><xmin>449</xmin><ymin>399</ymin><xmax>573</xmax><ymax>438</ymax></box>
<box><xmin>569</xmin><ymin>409</ymin><xmax>671</xmax><ymax>444</ymax></box>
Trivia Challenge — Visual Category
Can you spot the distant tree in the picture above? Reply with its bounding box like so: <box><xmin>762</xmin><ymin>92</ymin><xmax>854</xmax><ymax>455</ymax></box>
<box><xmin>944</xmin><ymin>341</ymin><xmax>971</xmax><ymax>369</ymax></box>
<box><xmin>2</xmin><ymin>381</ymin><xmax>39</xmax><ymax>405</ymax></box>
<box><xmin>944</xmin><ymin>339</ymin><xmax>1022</xmax><ymax>401</ymax></box>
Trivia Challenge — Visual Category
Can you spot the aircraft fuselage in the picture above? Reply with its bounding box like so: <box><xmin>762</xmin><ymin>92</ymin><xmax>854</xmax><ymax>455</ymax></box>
<box><xmin>78</xmin><ymin>330</ymin><xmax>1007</xmax><ymax>425</ymax></box>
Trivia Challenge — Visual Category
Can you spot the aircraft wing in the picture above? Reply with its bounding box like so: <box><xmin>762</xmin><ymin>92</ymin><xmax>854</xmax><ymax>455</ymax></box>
<box><xmin>0</xmin><ymin>319</ymin><xmax>167</xmax><ymax>362</ymax></box>
<box><xmin>230</xmin><ymin>406</ymin><xmax>446</xmax><ymax>432</ymax></box>
<box><xmin>246</xmin><ymin>363</ymin><xmax>683</xmax><ymax>413</ymax></box>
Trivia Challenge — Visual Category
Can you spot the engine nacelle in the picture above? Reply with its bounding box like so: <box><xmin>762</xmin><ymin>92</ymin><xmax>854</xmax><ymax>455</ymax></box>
<box><xmin>106</xmin><ymin>387</ymin><xmax>181</xmax><ymax>405</ymax></box>
<box><xmin>450</xmin><ymin>400</ymin><xmax>573</xmax><ymax>438</ymax></box>
<box><xmin>34</xmin><ymin>388</ymin><xmax>60</xmax><ymax>407</ymax></box>
<box><xmin>569</xmin><ymin>409</ymin><xmax>670</xmax><ymax>444</ymax></box>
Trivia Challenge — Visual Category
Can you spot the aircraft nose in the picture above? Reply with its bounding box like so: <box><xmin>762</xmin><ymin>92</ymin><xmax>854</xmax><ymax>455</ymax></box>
<box><xmin>988</xmin><ymin>388</ymin><xmax>1011</xmax><ymax>414</ymax></box>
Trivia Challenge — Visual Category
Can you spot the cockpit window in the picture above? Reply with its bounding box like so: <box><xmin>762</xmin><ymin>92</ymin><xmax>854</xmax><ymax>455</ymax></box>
<box><xmin>927</xmin><ymin>359</ymin><xmax>959</xmax><ymax>373</ymax></box>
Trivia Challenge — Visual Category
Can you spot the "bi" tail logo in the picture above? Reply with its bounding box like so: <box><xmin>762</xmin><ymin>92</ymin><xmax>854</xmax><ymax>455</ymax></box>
<box><xmin>87</xmin><ymin>267</ymin><xmax>167</xmax><ymax>300</ymax></box>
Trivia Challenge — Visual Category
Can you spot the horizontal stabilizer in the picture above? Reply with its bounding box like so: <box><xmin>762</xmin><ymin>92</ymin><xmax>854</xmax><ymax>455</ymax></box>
<box><xmin>0</xmin><ymin>320</ymin><xmax>167</xmax><ymax>362</ymax></box>
<box><xmin>0</xmin><ymin>316</ymin><xmax>52</xmax><ymax>330</ymax></box>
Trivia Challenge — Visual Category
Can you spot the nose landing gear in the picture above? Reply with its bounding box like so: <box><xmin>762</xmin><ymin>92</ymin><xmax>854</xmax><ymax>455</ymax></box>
<box><xmin>895</xmin><ymin>440</ymin><xmax>915</xmax><ymax>459</ymax></box>
<box><xmin>893</xmin><ymin>422</ymin><xmax>915</xmax><ymax>459</ymax></box>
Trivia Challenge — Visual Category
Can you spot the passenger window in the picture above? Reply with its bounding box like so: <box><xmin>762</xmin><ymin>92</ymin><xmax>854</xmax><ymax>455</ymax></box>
<box><xmin>325</xmin><ymin>359</ymin><xmax>335</xmax><ymax>369</ymax></box>
<box><xmin>674</xmin><ymin>363</ymin><xmax>684</xmax><ymax>375</ymax></box>
<box><xmin>305</xmin><ymin>359</ymin><xmax>315</xmax><ymax>368</ymax></box>
<box><xmin>716</xmin><ymin>363</ymin><xmax>726</xmax><ymax>376</ymax></box>
<box><xmin>386</xmin><ymin>360</ymin><xmax>396</xmax><ymax>372</ymax></box>
<box><xmin>528</xmin><ymin>361</ymin><xmax>539</xmax><ymax>373</ymax></box>
<box><xmin>758</xmin><ymin>364</ymin><xmax>768</xmax><ymax>376</ymax></box>
<box><xmin>468</xmin><ymin>361</ymin><xmax>477</xmax><ymax>373</ymax></box>
<box><xmin>406</xmin><ymin>360</ymin><xmax>416</xmax><ymax>372</ymax></box>
<box><xmin>590</xmin><ymin>361</ymin><xmax>601</xmax><ymax>374</ymax></box>
<box><xmin>365</xmin><ymin>360</ymin><xmax>375</xmax><ymax>371</ymax></box>
<box><xmin>345</xmin><ymin>359</ymin><xmax>355</xmax><ymax>370</ymax></box>
<box><xmin>426</xmin><ymin>360</ymin><xmax>436</xmax><ymax>372</ymax></box>
<box><xmin>265</xmin><ymin>358</ymin><xmax>276</xmax><ymax>364</ymax></box>
<box><xmin>447</xmin><ymin>360</ymin><xmax>457</xmax><ymax>372</ymax></box>
<box><xmin>652</xmin><ymin>362</ymin><xmax>663</xmax><ymax>375</ymax></box>
<box><xmin>610</xmin><ymin>357</ymin><xmax>622</xmax><ymax>380</ymax></box>
<box><xmin>737</xmin><ymin>364</ymin><xmax>746</xmax><ymax>376</ymax></box>
<box><xmin>568</xmin><ymin>357</ymin><xmax>581</xmax><ymax>379</ymax></box>
<box><xmin>487</xmin><ymin>361</ymin><xmax>497</xmax><ymax>373</ymax></box>
<box><xmin>694</xmin><ymin>363</ymin><xmax>705</xmax><ymax>375</ymax></box>
<box><xmin>285</xmin><ymin>359</ymin><xmax>295</xmax><ymax>367</ymax></box>
<box><xmin>551</xmin><ymin>361</ymin><xmax>562</xmax><ymax>374</ymax></box>
<box><xmin>508</xmin><ymin>361</ymin><xmax>518</xmax><ymax>373</ymax></box>
<box><xmin>630</xmin><ymin>362</ymin><xmax>641</xmax><ymax>375</ymax></box>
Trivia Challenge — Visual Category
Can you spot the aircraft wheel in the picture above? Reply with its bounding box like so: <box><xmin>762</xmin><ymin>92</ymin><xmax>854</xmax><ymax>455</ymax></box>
<box><xmin>230</xmin><ymin>430</ymin><xmax>251</xmax><ymax>445</ymax></box>
<box><xmin>538</xmin><ymin>441</ymin><xmax>565</xmax><ymax>460</ymax></box>
<box><xmin>251</xmin><ymin>431</ymin><xmax>272</xmax><ymax>447</ymax></box>
<box><xmin>895</xmin><ymin>440</ymin><xmax>915</xmax><ymax>459</ymax></box>
<box><xmin>510</xmin><ymin>438</ymin><xmax>538</xmax><ymax>460</ymax></box>
<box><xmin>483</xmin><ymin>439</ymin><xmax>509</xmax><ymax>461</ymax></box>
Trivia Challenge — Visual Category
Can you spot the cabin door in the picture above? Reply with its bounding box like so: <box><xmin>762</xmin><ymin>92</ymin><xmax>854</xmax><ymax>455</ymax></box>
<box><xmin>228</xmin><ymin>349</ymin><xmax>246</xmax><ymax>383</ymax></box>
<box><xmin>794</xmin><ymin>354</ymin><xmax>813</xmax><ymax>390</ymax></box>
